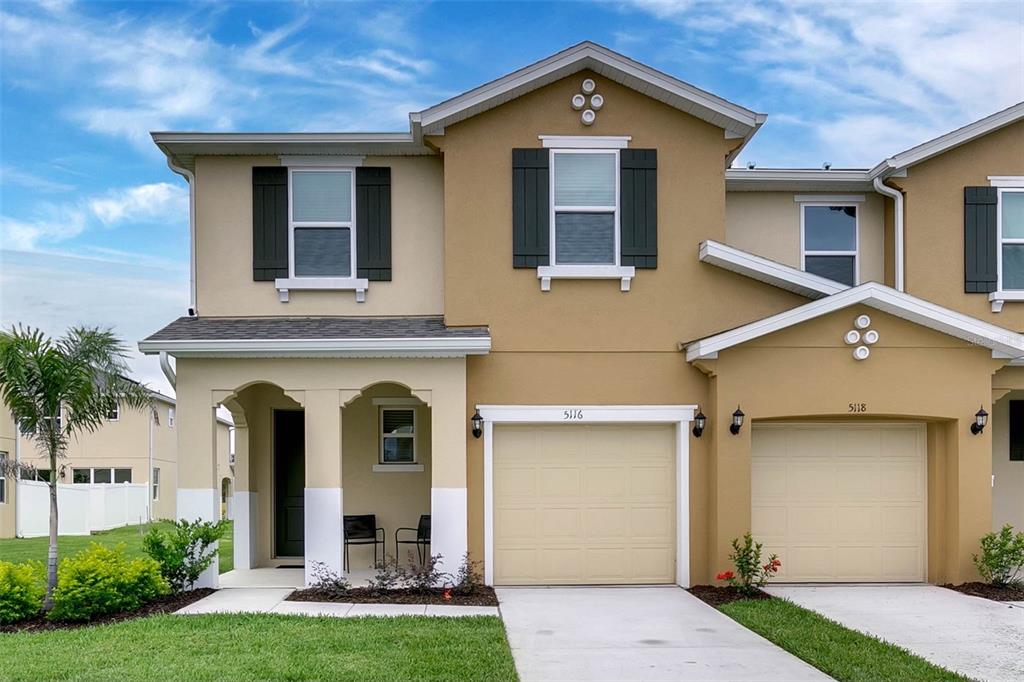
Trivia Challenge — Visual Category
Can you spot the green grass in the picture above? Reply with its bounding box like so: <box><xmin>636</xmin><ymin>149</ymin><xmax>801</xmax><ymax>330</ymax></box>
<box><xmin>0</xmin><ymin>614</ymin><xmax>517</xmax><ymax>681</ymax></box>
<box><xmin>0</xmin><ymin>521</ymin><xmax>234</xmax><ymax>574</ymax></box>
<box><xmin>720</xmin><ymin>597</ymin><xmax>972</xmax><ymax>682</ymax></box>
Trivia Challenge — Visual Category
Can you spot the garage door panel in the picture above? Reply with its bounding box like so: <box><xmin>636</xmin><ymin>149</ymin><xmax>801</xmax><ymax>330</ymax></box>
<box><xmin>539</xmin><ymin>548</ymin><xmax>584</xmax><ymax>581</ymax></box>
<box><xmin>494</xmin><ymin>467</ymin><xmax>538</xmax><ymax>497</ymax></box>
<box><xmin>631</xmin><ymin>465</ymin><xmax>674</xmax><ymax>497</ymax></box>
<box><xmin>541</xmin><ymin>508</ymin><xmax>583</xmax><ymax>538</ymax></box>
<box><xmin>540</xmin><ymin>467</ymin><xmax>582</xmax><ymax>497</ymax></box>
<box><xmin>584</xmin><ymin>506</ymin><xmax>629</xmax><ymax>539</ymax></box>
<box><xmin>585</xmin><ymin>466</ymin><xmax>629</xmax><ymax>497</ymax></box>
<box><xmin>495</xmin><ymin>507</ymin><xmax>537</xmax><ymax>540</ymax></box>
<box><xmin>630</xmin><ymin>506</ymin><xmax>674</xmax><ymax>538</ymax></box>
<box><xmin>752</xmin><ymin>424</ymin><xmax>926</xmax><ymax>583</ymax></box>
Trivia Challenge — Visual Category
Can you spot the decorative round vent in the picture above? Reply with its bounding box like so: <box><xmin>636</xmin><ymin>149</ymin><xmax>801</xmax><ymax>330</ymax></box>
<box><xmin>846</xmin><ymin>315</ymin><xmax>879</xmax><ymax>360</ymax></box>
<box><xmin>572</xmin><ymin>79</ymin><xmax>604</xmax><ymax>125</ymax></box>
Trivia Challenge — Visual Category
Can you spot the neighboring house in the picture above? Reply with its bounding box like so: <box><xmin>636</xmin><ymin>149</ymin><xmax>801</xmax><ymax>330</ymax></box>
<box><xmin>0</xmin><ymin>396</ymin><xmax>233</xmax><ymax>538</ymax></box>
<box><xmin>140</xmin><ymin>42</ymin><xmax>1024</xmax><ymax>588</ymax></box>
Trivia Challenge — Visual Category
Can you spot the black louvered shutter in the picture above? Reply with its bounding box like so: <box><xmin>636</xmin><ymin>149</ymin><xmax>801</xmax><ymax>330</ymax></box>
<box><xmin>620</xmin><ymin>149</ymin><xmax>657</xmax><ymax>268</ymax></box>
<box><xmin>965</xmin><ymin>186</ymin><xmax>998</xmax><ymax>293</ymax></box>
<box><xmin>512</xmin><ymin>149</ymin><xmax>550</xmax><ymax>267</ymax></box>
<box><xmin>252</xmin><ymin>167</ymin><xmax>288</xmax><ymax>281</ymax></box>
<box><xmin>356</xmin><ymin>167</ymin><xmax>392</xmax><ymax>281</ymax></box>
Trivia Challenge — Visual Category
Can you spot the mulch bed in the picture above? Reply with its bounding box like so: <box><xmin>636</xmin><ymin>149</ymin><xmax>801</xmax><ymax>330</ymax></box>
<box><xmin>0</xmin><ymin>588</ymin><xmax>214</xmax><ymax>633</ymax></box>
<box><xmin>287</xmin><ymin>586</ymin><xmax>499</xmax><ymax>607</ymax></box>
<box><xmin>688</xmin><ymin>584</ymin><xmax>773</xmax><ymax>607</ymax></box>
<box><xmin>942</xmin><ymin>582</ymin><xmax>1024</xmax><ymax>602</ymax></box>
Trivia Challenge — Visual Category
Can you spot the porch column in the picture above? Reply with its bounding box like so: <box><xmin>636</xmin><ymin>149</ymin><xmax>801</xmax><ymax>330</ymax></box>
<box><xmin>301</xmin><ymin>389</ymin><xmax>343</xmax><ymax>585</ymax></box>
<box><xmin>231</xmin><ymin>421</ymin><xmax>257</xmax><ymax>570</ymax></box>
<box><xmin>429</xmin><ymin>371</ymin><xmax>468</xmax><ymax>576</ymax></box>
<box><xmin>175</xmin><ymin>378</ymin><xmax>220</xmax><ymax>588</ymax></box>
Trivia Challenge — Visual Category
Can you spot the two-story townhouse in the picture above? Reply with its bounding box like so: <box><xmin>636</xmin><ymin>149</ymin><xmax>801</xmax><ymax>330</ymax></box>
<box><xmin>0</xmin><ymin>396</ymin><xmax>233</xmax><ymax>538</ymax></box>
<box><xmin>140</xmin><ymin>42</ymin><xmax>1024</xmax><ymax>589</ymax></box>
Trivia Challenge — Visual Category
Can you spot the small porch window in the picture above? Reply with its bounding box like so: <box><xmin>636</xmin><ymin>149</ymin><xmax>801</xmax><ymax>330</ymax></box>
<box><xmin>380</xmin><ymin>408</ymin><xmax>416</xmax><ymax>464</ymax></box>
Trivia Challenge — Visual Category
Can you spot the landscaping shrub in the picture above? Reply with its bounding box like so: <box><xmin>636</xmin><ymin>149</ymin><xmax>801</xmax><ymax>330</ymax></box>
<box><xmin>143</xmin><ymin>519</ymin><xmax>227</xmax><ymax>592</ymax></box>
<box><xmin>0</xmin><ymin>560</ymin><xmax>45</xmax><ymax>624</ymax></box>
<box><xmin>716</xmin><ymin>532</ymin><xmax>781</xmax><ymax>596</ymax></box>
<box><xmin>451</xmin><ymin>553</ymin><xmax>484</xmax><ymax>596</ymax></box>
<box><xmin>405</xmin><ymin>554</ymin><xmax>446</xmax><ymax>592</ymax></box>
<box><xmin>973</xmin><ymin>524</ymin><xmax>1024</xmax><ymax>585</ymax></box>
<box><xmin>49</xmin><ymin>543</ymin><xmax>167</xmax><ymax>621</ymax></box>
<box><xmin>366</xmin><ymin>557</ymin><xmax>408</xmax><ymax>593</ymax></box>
<box><xmin>309</xmin><ymin>561</ymin><xmax>351</xmax><ymax>595</ymax></box>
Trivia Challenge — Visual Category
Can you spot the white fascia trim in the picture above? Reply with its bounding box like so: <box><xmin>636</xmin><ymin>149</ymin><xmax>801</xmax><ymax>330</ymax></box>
<box><xmin>869</xmin><ymin>102</ymin><xmax>1024</xmax><ymax>179</ymax></box>
<box><xmin>415</xmin><ymin>42</ymin><xmax>761</xmax><ymax>135</ymax></box>
<box><xmin>699</xmin><ymin>240</ymin><xmax>847</xmax><ymax>299</ymax></box>
<box><xmin>477</xmin><ymin>404</ymin><xmax>696</xmax><ymax>423</ymax></box>
<box><xmin>794</xmin><ymin>194</ymin><xmax>865</xmax><ymax>203</ymax></box>
<box><xmin>152</xmin><ymin>132</ymin><xmax>416</xmax><ymax>145</ymax></box>
<box><xmin>137</xmin><ymin>336</ymin><xmax>492</xmax><ymax>358</ymax></box>
<box><xmin>537</xmin><ymin>265</ymin><xmax>635</xmax><ymax>292</ymax></box>
<box><xmin>279</xmin><ymin>155</ymin><xmax>365</xmax><ymax>167</ymax></box>
<box><xmin>539</xmin><ymin>135</ymin><xmax>631</xmax><ymax>149</ymax></box>
<box><xmin>726</xmin><ymin>169</ymin><xmax>871</xmax><ymax>182</ymax></box>
<box><xmin>685</xmin><ymin>281</ymin><xmax>1024</xmax><ymax>362</ymax></box>
<box><xmin>989</xmin><ymin>176</ymin><xmax>1024</xmax><ymax>188</ymax></box>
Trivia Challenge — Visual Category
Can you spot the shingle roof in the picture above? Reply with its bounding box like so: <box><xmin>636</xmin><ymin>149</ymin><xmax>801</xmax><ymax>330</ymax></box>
<box><xmin>144</xmin><ymin>316</ymin><xmax>489</xmax><ymax>342</ymax></box>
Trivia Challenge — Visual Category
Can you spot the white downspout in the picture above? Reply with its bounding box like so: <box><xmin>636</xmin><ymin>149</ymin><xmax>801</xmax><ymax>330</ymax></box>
<box><xmin>159</xmin><ymin>351</ymin><xmax>176</xmax><ymax>390</ymax></box>
<box><xmin>873</xmin><ymin>176</ymin><xmax>905</xmax><ymax>292</ymax></box>
<box><xmin>14</xmin><ymin>426</ymin><xmax>21</xmax><ymax>537</ymax></box>
<box><xmin>165</xmin><ymin>157</ymin><xmax>197</xmax><ymax>314</ymax></box>
<box><xmin>148</xmin><ymin>406</ymin><xmax>154</xmax><ymax>523</ymax></box>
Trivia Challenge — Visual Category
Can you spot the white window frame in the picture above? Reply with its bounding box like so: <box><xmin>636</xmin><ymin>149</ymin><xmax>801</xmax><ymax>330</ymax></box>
<box><xmin>275</xmin><ymin>167</ymin><xmax>369</xmax><ymax>303</ymax></box>
<box><xmin>996</xmin><ymin>187</ymin><xmax>1024</xmax><ymax>293</ymax></box>
<box><xmin>0</xmin><ymin>451</ymin><xmax>6</xmax><ymax>504</ymax></box>
<box><xmin>106</xmin><ymin>404</ymin><xmax>120</xmax><ymax>421</ymax></box>
<box><xmin>378</xmin><ymin>407</ymin><xmax>417</xmax><ymax>466</ymax></box>
<box><xmin>538</xmin><ymin>147</ymin><xmax>635</xmax><ymax>292</ymax></box>
<box><xmin>152</xmin><ymin>467</ymin><xmax>160</xmax><ymax>501</ymax></box>
<box><xmin>799</xmin><ymin>201</ymin><xmax>860</xmax><ymax>286</ymax></box>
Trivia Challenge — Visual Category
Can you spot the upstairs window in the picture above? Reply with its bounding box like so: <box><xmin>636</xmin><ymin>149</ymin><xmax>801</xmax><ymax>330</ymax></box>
<box><xmin>106</xmin><ymin>403</ymin><xmax>120</xmax><ymax>421</ymax></box>
<box><xmin>801</xmin><ymin>203</ymin><xmax>858</xmax><ymax>286</ymax></box>
<box><xmin>380</xmin><ymin>408</ymin><xmax>416</xmax><ymax>464</ymax></box>
<box><xmin>289</xmin><ymin>169</ymin><xmax>355</xmax><ymax>279</ymax></box>
<box><xmin>168</xmin><ymin>407</ymin><xmax>175</xmax><ymax>428</ymax></box>
<box><xmin>0</xmin><ymin>452</ymin><xmax>6</xmax><ymax>503</ymax></box>
<box><xmin>551</xmin><ymin>150</ymin><xmax>619</xmax><ymax>265</ymax></box>
<box><xmin>999</xmin><ymin>189</ymin><xmax>1024</xmax><ymax>290</ymax></box>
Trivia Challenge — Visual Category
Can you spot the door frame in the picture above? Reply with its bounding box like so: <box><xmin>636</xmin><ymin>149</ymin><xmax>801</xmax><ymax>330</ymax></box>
<box><xmin>272</xmin><ymin>408</ymin><xmax>305</xmax><ymax>560</ymax></box>
<box><xmin>477</xmin><ymin>405</ymin><xmax>697</xmax><ymax>587</ymax></box>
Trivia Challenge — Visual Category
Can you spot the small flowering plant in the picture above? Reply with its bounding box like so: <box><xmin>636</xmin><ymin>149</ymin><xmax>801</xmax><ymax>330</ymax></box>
<box><xmin>716</xmin><ymin>533</ymin><xmax>781</xmax><ymax>596</ymax></box>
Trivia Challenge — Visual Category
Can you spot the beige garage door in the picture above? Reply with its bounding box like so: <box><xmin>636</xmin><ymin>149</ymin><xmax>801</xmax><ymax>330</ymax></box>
<box><xmin>493</xmin><ymin>424</ymin><xmax>676</xmax><ymax>585</ymax></box>
<box><xmin>752</xmin><ymin>423</ymin><xmax>926</xmax><ymax>582</ymax></box>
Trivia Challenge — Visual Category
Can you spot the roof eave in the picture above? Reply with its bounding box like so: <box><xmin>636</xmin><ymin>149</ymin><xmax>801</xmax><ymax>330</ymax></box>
<box><xmin>137</xmin><ymin>336</ymin><xmax>492</xmax><ymax>359</ymax></box>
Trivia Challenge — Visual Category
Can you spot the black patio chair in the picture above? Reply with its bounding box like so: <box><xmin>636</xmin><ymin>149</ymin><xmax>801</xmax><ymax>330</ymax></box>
<box><xmin>394</xmin><ymin>514</ymin><xmax>431</xmax><ymax>566</ymax></box>
<box><xmin>343</xmin><ymin>514</ymin><xmax>385</xmax><ymax>571</ymax></box>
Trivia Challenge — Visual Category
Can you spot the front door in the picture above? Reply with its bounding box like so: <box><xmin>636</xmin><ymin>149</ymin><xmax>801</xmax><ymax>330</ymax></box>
<box><xmin>274</xmin><ymin>410</ymin><xmax>305</xmax><ymax>557</ymax></box>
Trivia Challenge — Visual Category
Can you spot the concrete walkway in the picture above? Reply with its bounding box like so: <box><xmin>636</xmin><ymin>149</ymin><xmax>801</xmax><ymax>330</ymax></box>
<box><xmin>768</xmin><ymin>585</ymin><xmax>1024</xmax><ymax>682</ymax></box>
<box><xmin>175</xmin><ymin>588</ymin><xmax>499</xmax><ymax>617</ymax></box>
<box><xmin>497</xmin><ymin>587</ymin><xmax>829</xmax><ymax>682</ymax></box>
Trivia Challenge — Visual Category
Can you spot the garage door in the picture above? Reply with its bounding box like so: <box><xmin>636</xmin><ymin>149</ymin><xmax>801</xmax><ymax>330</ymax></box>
<box><xmin>752</xmin><ymin>423</ymin><xmax>926</xmax><ymax>582</ymax></box>
<box><xmin>493</xmin><ymin>424</ymin><xmax>675</xmax><ymax>585</ymax></box>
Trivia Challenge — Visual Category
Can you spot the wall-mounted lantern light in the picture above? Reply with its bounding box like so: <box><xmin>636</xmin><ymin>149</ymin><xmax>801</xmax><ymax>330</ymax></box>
<box><xmin>471</xmin><ymin>409</ymin><xmax>484</xmax><ymax>439</ymax></box>
<box><xmin>970</xmin><ymin>406</ymin><xmax>988</xmax><ymax>435</ymax></box>
<box><xmin>729</xmin><ymin>406</ymin><xmax>745</xmax><ymax>435</ymax></box>
<box><xmin>692</xmin><ymin>410</ymin><xmax>706</xmax><ymax>438</ymax></box>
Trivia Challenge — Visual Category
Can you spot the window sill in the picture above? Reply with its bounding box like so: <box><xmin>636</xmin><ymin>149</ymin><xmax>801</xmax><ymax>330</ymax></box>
<box><xmin>988</xmin><ymin>291</ymin><xmax>1024</xmax><ymax>312</ymax></box>
<box><xmin>536</xmin><ymin>265</ymin><xmax>636</xmax><ymax>292</ymax></box>
<box><xmin>372</xmin><ymin>464</ymin><xmax>424</xmax><ymax>473</ymax></box>
<box><xmin>275</xmin><ymin>277</ymin><xmax>370</xmax><ymax>303</ymax></box>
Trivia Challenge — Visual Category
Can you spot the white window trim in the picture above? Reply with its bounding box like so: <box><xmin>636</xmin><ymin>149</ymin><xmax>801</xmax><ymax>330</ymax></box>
<box><xmin>989</xmin><ymin>176</ymin><xmax>1024</xmax><ymax>188</ymax></box>
<box><xmin>0</xmin><ymin>451</ymin><xmax>6</xmax><ymax>504</ymax></box>
<box><xmin>275</xmin><ymin>167</ymin><xmax>368</xmax><ymax>303</ymax></box>
<box><xmin>153</xmin><ymin>467</ymin><xmax>160</xmax><ymax>501</ymax></box>
<box><xmin>541</xmin><ymin>148</ymin><xmax>635</xmax><ymax>292</ymax></box>
<box><xmin>379</xmin><ymin>406</ymin><xmax>417</xmax><ymax>466</ymax></box>
<box><xmin>107</xmin><ymin>404</ymin><xmax>120</xmax><ymax>421</ymax></box>
<box><xmin>168</xmin><ymin>407</ymin><xmax>175</xmax><ymax>428</ymax></box>
<box><xmin>539</xmin><ymin>135</ymin><xmax>631</xmax><ymax>149</ymax></box>
<box><xmin>990</xmin><ymin>186</ymin><xmax>1024</xmax><ymax>312</ymax></box>
<box><xmin>476</xmin><ymin>404</ymin><xmax>696</xmax><ymax>587</ymax></box>
<box><xmin>799</xmin><ymin>201</ymin><xmax>860</xmax><ymax>286</ymax></box>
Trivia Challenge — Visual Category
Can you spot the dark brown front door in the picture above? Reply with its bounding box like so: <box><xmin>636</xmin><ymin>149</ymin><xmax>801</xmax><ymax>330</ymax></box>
<box><xmin>274</xmin><ymin>410</ymin><xmax>305</xmax><ymax>557</ymax></box>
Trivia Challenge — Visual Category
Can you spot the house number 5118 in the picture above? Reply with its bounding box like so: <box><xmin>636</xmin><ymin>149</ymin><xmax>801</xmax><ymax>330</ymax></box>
<box><xmin>563</xmin><ymin>409</ymin><xmax>584</xmax><ymax>420</ymax></box>
<box><xmin>848</xmin><ymin>403</ymin><xmax>867</xmax><ymax>413</ymax></box>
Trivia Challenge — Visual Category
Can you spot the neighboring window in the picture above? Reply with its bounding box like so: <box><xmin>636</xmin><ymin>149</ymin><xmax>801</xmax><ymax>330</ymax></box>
<box><xmin>801</xmin><ymin>204</ymin><xmax>858</xmax><ymax>286</ymax></box>
<box><xmin>1010</xmin><ymin>401</ymin><xmax>1024</xmax><ymax>461</ymax></box>
<box><xmin>168</xmin><ymin>407</ymin><xmax>175</xmax><ymax>428</ymax></box>
<box><xmin>72</xmin><ymin>468</ymin><xmax>90</xmax><ymax>484</ymax></box>
<box><xmin>152</xmin><ymin>467</ymin><xmax>160</xmax><ymax>501</ymax></box>
<box><xmin>290</xmin><ymin>169</ymin><xmax>355</xmax><ymax>278</ymax></box>
<box><xmin>0</xmin><ymin>451</ymin><xmax>6</xmax><ymax>503</ymax></box>
<box><xmin>551</xmin><ymin>150</ymin><xmax>619</xmax><ymax>265</ymax></box>
<box><xmin>20</xmin><ymin>468</ymin><xmax>51</xmax><ymax>482</ymax></box>
<box><xmin>380</xmin><ymin>408</ymin><xmax>416</xmax><ymax>464</ymax></box>
<box><xmin>114</xmin><ymin>468</ymin><xmax>132</xmax><ymax>484</ymax></box>
<box><xmin>93</xmin><ymin>468</ymin><xmax>112</xmax><ymax>484</ymax></box>
<box><xmin>106</xmin><ymin>403</ymin><xmax>119</xmax><ymax>421</ymax></box>
<box><xmin>999</xmin><ymin>190</ymin><xmax>1024</xmax><ymax>290</ymax></box>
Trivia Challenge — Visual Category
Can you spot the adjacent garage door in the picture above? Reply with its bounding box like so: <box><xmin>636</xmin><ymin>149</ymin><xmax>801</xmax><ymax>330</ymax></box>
<box><xmin>752</xmin><ymin>423</ymin><xmax>926</xmax><ymax>582</ymax></box>
<box><xmin>493</xmin><ymin>424</ymin><xmax>676</xmax><ymax>585</ymax></box>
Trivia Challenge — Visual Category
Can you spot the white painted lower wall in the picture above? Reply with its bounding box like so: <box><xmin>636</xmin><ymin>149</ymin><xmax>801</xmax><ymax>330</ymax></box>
<box><xmin>233</xmin><ymin>491</ymin><xmax>258</xmax><ymax>570</ymax></box>
<box><xmin>178</xmin><ymin>487</ymin><xmax>220</xmax><ymax>588</ymax></box>
<box><xmin>17</xmin><ymin>481</ymin><xmax>149</xmax><ymax>538</ymax></box>
<box><xmin>305</xmin><ymin>487</ymin><xmax>343</xmax><ymax>585</ymax></box>
<box><xmin>430</xmin><ymin>487</ymin><xmax>468</xmax><ymax>576</ymax></box>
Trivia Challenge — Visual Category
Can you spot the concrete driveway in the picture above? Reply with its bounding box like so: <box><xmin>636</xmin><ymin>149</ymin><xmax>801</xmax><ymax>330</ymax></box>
<box><xmin>497</xmin><ymin>587</ymin><xmax>828</xmax><ymax>682</ymax></box>
<box><xmin>768</xmin><ymin>585</ymin><xmax>1024</xmax><ymax>682</ymax></box>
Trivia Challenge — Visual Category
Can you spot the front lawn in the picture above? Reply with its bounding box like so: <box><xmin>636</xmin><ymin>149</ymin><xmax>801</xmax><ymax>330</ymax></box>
<box><xmin>0</xmin><ymin>613</ymin><xmax>517</xmax><ymax>682</ymax></box>
<box><xmin>0</xmin><ymin>521</ymin><xmax>234</xmax><ymax>574</ymax></box>
<box><xmin>720</xmin><ymin>597</ymin><xmax>971</xmax><ymax>682</ymax></box>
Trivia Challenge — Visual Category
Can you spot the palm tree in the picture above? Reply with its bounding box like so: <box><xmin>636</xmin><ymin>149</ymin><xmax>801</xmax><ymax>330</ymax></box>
<box><xmin>0</xmin><ymin>326</ymin><xmax>152</xmax><ymax>609</ymax></box>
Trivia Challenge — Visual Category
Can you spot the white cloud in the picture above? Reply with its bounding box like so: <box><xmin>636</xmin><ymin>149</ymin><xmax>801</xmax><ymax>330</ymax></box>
<box><xmin>336</xmin><ymin>49</ymin><xmax>434</xmax><ymax>84</ymax></box>
<box><xmin>0</xmin><ymin>208</ymin><xmax>88</xmax><ymax>251</ymax></box>
<box><xmin>0</xmin><ymin>166</ymin><xmax>75</xmax><ymax>193</ymax></box>
<box><xmin>89</xmin><ymin>183</ymin><xmax>188</xmax><ymax>225</ymax></box>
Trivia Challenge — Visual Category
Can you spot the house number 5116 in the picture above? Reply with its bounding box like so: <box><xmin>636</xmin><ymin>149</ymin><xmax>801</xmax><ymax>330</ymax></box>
<box><xmin>563</xmin><ymin>409</ymin><xmax>584</xmax><ymax>420</ymax></box>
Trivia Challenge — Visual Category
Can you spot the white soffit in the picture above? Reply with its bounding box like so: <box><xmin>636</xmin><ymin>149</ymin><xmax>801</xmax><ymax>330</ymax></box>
<box><xmin>137</xmin><ymin>337</ymin><xmax>492</xmax><ymax>359</ymax></box>
<box><xmin>685</xmin><ymin>281</ymin><xmax>1024</xmax><ymax>362</ymax></box>
<box><xmin>725</xmin><ymin>168</ymin><xmax>873</xmax><ymax>192</ymax></box>
<box><xmin>699</xmin><ymin>240</ymin><xmax>848</xmax><ymax>299</ymax></box>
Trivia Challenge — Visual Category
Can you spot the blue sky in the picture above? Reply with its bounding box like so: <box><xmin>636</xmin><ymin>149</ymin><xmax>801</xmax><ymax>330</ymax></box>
<box><xmin>1</xmin><ymin>0</ymin><xmax>1022</xmax><ymax>393</ymax></box>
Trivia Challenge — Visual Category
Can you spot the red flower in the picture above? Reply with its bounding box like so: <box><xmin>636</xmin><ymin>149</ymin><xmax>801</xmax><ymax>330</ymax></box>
<box><xmin>716</xmin><ymin>571</ymin><xmax>735</xmax><ymax>581</ymax></box>
<box><xmin>442</xmin><ymin>588</ymin><xmax>453</xmax><ymax>601</ymax></box>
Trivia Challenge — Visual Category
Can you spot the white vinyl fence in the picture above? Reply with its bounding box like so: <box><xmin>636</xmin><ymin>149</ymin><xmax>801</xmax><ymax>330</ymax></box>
<box><xmin>17</xmin><ymin>480</ymin><xmax>149</xmax><ymax>538</ymax></box>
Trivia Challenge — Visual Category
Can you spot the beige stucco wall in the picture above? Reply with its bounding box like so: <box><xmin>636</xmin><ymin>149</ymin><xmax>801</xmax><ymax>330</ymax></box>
<box><xmin>0</xmin><ymin>407</ymin><xmax>16</xmax><ymax>538</ymax></box>
<box><xmin>193</xmin><ymin>155</ymin><xmax>445</xmax><ymax>317</ymax></box>
<box><xmin>992</xmin><ymin>391</ymin><xmax>1024</xmax><ymax>531</ymax></box>
<box><xmin>725</xmin><ymin>191</ymin><xmax>885</xmax><ymax>283</ymax></box>
<box><xmin>899</xmin><ymin>120</ymin><xmax>1024</xmax><ymax>326</ymax></box>
<box><xmin>698</xmin><ymin>305</ymin><xmax>1002</xmax><ymax>585</ymax></box>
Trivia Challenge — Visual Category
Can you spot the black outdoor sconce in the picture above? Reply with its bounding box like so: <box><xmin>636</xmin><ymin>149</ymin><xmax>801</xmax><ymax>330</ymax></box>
<box><xmin>971</xmin><ymin>406</ymin><xmax>988</xmax><ymax>435</ymax></box>
<box><xmin>471</xmin><ymin>409</ymin><xmax>484</xmax><ymax>439</ymax></box>
<box><xmin>692</xmin><ymin>410</ymin><xmax>706</xmax><ymax>438</ymax></box>
<box><xmin>729</xmin><ymin>406</ymin><xmax>745</xmax><ymax>435</ymax></box>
